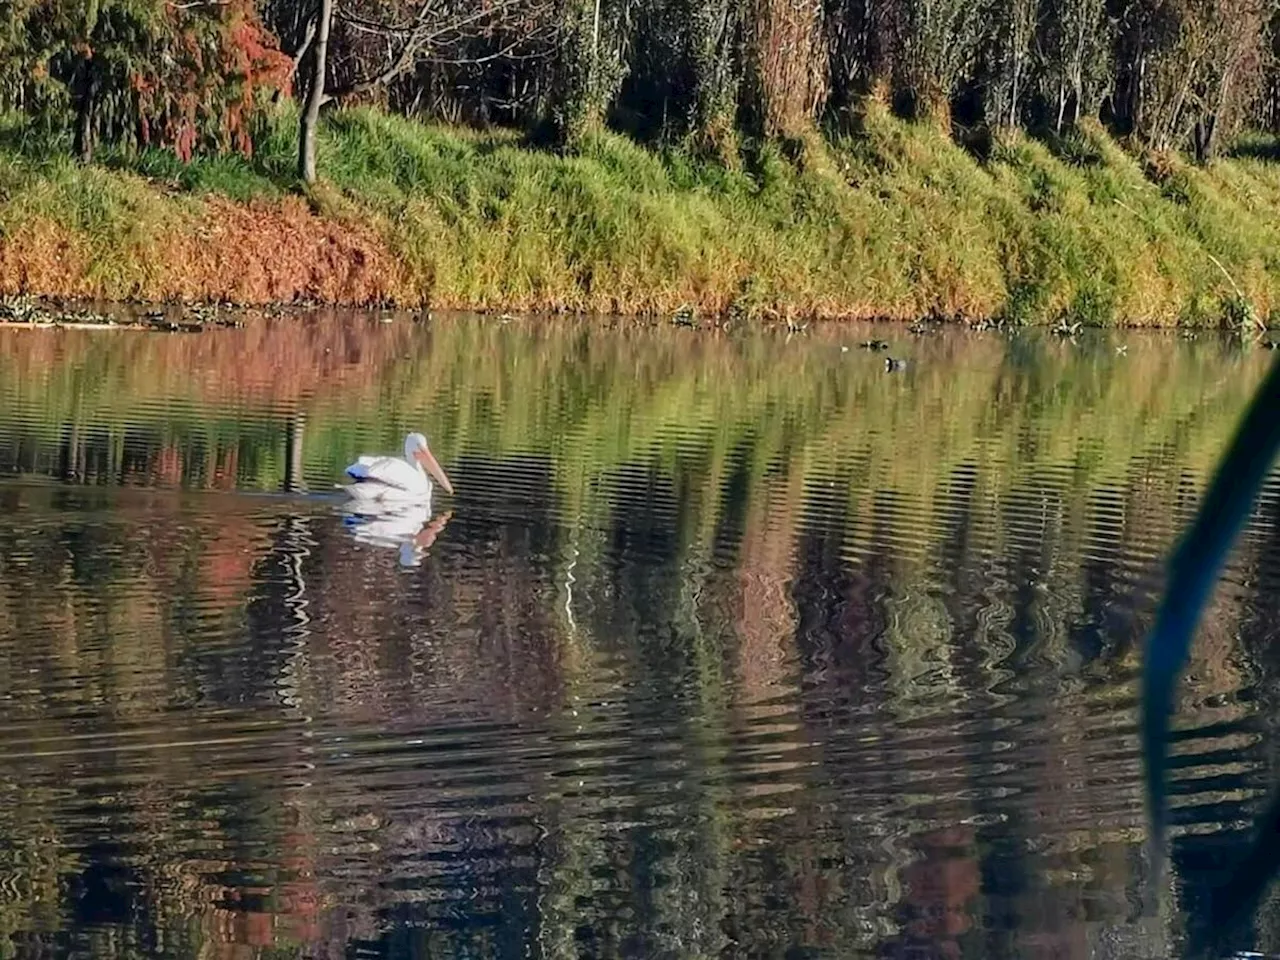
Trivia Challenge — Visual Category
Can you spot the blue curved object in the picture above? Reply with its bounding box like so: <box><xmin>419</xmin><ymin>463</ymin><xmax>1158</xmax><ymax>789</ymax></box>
<box><xmin>1143</xmin><ymin>357</ymin><xmax>1280</xmax><ymax>868</ymax></box>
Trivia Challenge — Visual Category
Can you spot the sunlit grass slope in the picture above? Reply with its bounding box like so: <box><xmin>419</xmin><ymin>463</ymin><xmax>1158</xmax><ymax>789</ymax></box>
<box><xmin>1</xmin><ymin>102</ymin><xmax>1278</xmax><ymax>325</ymax></box>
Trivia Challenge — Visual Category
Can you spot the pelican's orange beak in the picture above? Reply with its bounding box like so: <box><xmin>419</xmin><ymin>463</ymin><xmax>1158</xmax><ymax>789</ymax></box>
<box><xmin>415</xmin><ymin>445</ymin><xmax>454</xmax><ymax>495</ymax></box>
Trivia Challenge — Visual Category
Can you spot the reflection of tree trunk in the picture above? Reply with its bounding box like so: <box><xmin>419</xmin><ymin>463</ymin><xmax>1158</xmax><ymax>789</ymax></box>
<box><xmin>298</xmin><ymin>0</ymin><xmax>334</xmax><ymax>184</ymax></box>
<box><xmin>277</xmin><ymin>515</ymin><xmax>315</xmax><ymax>712</ymax></box>
<box><xmin>59</xmin><ymin>423</ymin><xmax>82</xmax><ymax>482</ymax></box>
<box><xmin>285</xmin><ymin>413</ymin><xmax>306</xmax><ymax>493</ymax></box>
<box><xmin>898</xmin><ymin>825</ymin><xmax>979</xmax><ymax>955</ymax></box>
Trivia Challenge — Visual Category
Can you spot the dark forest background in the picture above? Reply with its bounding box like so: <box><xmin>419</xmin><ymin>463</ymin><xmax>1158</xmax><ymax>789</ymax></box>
<box><xmin>0</xmin><ymin>0</ymin><xmax>1276</xmax><ymax>175</ymax></box>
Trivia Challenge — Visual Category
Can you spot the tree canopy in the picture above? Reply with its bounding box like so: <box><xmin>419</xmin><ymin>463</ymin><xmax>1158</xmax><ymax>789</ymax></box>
<box><xmin>1</xmin><ymin>0</ymin><xmax>1277</xmax><ymax>170</ymax></box>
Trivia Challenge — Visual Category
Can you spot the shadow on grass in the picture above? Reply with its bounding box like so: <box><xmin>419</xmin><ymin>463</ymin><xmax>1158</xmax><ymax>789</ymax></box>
<box><xmin>0</xmin><ymin>113</ymin><xmax>288</xmax><ymax>200</ymax></box>
<box><xmin>0</xmin><ymin>116</ymin><xmax>71</xmax><ymax>160</ymax></box>
<box><xmin>1228</xmin><ymin>134</ymin><xmax>1280</xmax><ymax>163</ymax></box>
<box><xmin>102</xmin><ymin>150</ymin><xmax>284</xmax><ymax>201</ymax></box>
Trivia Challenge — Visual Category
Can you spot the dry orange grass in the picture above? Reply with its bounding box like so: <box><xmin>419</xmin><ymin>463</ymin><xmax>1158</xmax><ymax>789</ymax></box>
<box><xmin>167</xmin><ymin>196</ymin><xmax>413</xmax><ymax>304</ymax></box>
<box><xmin>0</xmin><ymin>219</ymin><xmax>93</xmax><ymax>296</ymax></box>
<box><xmin>0</xmin><ymin>195</ymin><xmax>413</xmax><ymax>306</ymax></box>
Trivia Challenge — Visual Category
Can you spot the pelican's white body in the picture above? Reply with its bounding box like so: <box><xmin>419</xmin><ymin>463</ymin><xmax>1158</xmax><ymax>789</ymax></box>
<box><xmin>342</xmin><ymin>432</ymin><xmax>440</xmax><ymax>503</ymax></box>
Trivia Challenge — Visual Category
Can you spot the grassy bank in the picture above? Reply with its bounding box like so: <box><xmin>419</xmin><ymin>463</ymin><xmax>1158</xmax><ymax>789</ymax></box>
<box><xmin>1</xmin><ymin>103</ymin><xmax>1279</xmax><ymax>326</ymax></box>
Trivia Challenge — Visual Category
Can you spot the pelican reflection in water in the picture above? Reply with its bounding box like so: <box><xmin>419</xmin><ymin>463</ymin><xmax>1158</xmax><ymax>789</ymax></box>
<box><xmin>339</xmin><ymin>432</ymin><xmax>455</xmax><ymax>567</ymax></box>
<box><xmin>341</xmin><ymin>502</ymin><xmax>452</xmax><ymax>568</ymax></box>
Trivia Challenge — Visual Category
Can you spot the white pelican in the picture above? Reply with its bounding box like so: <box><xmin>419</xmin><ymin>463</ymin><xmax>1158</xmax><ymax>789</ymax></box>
<box><xmin>342</xmin><ymin>432</ymin><xmax>454</xmax><ymax>503</ymax></box>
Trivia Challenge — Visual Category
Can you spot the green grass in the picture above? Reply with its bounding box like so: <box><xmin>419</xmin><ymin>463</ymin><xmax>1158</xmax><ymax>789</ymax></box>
<box><xmin>1</xmin><ymin>101</ymin><xmax>1280</xmax><ymax>324</ymax></box>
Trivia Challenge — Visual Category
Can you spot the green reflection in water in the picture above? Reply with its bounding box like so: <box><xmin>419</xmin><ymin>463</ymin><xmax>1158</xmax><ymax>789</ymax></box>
<box><xmin>0</xmin><ymin>318</ymin><xmax>1274</xmax><ymax>958</ymax></box>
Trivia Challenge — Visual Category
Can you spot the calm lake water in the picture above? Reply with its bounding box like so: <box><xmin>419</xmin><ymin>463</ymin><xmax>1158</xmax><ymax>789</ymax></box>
<box><xmin>0</xmin><ymin>314</ymin><xmax>1278</xmax><ymax>959</ymax></box>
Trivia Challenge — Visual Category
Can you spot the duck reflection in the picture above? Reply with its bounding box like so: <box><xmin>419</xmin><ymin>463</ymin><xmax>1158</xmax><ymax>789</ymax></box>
<box><xmin>340</xmin><ymin>499</ymin><xmax>452</xmax><ymax>568</ymax></box>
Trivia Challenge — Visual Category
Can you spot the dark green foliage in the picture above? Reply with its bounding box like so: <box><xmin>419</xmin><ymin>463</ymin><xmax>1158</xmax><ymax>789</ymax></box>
<box><xmin>548</xmin><ymin>0</ymin><xmax>629</xmax><ymax>147</ymax></box>
<box><xmin>0</xmin><ymin>0</ymin><xmax>290</xmax><ymax>163</ymax></box>
<box><xmin>3</xmin><ymin>0</ymin><xmax>1279</xmax><ymax>164</ymax></box>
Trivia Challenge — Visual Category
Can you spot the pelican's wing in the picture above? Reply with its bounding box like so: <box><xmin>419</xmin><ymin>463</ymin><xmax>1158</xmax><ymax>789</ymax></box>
<box><xmin>344</xmin><ymin>455</ymin><xmax>424</xmax><ymax>493</ymax></box>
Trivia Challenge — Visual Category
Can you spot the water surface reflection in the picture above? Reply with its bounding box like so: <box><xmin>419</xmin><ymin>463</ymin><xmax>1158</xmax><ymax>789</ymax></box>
<box><xmin>0</xmin><ymin>316</ymin><xmax>1278</xmax><ymax>958</ymax></box>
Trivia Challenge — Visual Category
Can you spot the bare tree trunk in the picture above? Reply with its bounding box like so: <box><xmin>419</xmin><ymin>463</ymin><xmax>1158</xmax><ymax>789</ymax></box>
<box><xmin>1009</xmin><ymin>54</ymin><xmax>1021</xmax><ymax>129</ymax></box>
<box><xmin>74</xmin><ymin>100</ymin><xmax>93</xmax><ymax>164</ymax></box>
<box><xmin>1193</xmin><ymin>116</ymin><xmax>1213</xmax><ymax>162</ymax></box>
<box><xmin>298</xmin><ymin>0</ymin><xmax>334</xmax><ymax>185</ymax></box>
<box><xmin>73</xmin><ymin>70</ymin><xmax>97</xmax><ymax>164</ymax></box>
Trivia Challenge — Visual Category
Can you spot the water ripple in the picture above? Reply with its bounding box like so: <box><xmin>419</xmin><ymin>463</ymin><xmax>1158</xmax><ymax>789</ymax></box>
<box><xmin>0</xmin><ymin>319</ymin><xmax>1275</xmax><ymax>957</ymax></box>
